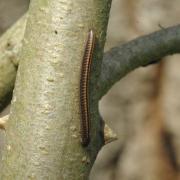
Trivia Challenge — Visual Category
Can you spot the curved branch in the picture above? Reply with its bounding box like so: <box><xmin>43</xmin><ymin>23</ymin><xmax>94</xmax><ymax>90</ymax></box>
<box><xmin>98</xmin><ymin>24</ymin><xmax>180</xmax><ymax>99</ymax></box>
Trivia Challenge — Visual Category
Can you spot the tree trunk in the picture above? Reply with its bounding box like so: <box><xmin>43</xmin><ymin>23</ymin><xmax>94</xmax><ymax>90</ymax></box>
<box><xmin>0</xmin><ymin>0</ymin><xmax>111</xmax><ymax>179</ymax></box>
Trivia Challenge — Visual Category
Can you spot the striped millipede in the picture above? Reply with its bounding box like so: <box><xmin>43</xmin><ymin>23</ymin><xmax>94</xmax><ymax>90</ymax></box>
<box><xmin>80</xmin><ymin>30</ymin><xmax>95</xmax><ymax>146</ymax></box>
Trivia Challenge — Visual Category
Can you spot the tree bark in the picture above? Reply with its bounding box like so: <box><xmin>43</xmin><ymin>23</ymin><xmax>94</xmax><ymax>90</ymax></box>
<box><xmin>0</xmin><ymin>0</ymin><xmax>111</xmax><ymax>179</ymax></box>
<box><xmin>0</xmin><ymin>15</ymin><xmax>26</xmax><ymax>110</ymax></box>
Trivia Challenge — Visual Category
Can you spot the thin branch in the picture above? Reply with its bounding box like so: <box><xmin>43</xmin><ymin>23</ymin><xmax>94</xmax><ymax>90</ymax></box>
<box><xmin>98</xmin><ymin>24</ymin><xmax>180</xmax><ymax>99</ymax></box>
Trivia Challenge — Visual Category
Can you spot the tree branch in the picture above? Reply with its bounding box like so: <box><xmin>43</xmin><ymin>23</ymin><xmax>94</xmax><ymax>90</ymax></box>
<box><xmin>98</xmin><ymin>24</ymin><xmax>180</xmax><ymax>99</ymax></box>
<box><xmin>0</xmin><ymin>15</ymin><xmax>26</xmax><ymax>110</ymax></box>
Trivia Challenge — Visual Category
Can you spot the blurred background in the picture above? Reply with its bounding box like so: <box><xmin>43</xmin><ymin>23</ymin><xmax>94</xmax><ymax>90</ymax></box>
<box><xmin>0</xmin><ymin>0</ymin><xmax>180</xmax><ymax>179</ymax></box>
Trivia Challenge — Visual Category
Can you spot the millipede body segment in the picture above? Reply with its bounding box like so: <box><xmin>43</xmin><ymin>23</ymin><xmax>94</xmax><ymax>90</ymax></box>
<box><xmin>80</xmin><ymin>30</ymin><xmax>95</xmax><ymax>146</ymax></box>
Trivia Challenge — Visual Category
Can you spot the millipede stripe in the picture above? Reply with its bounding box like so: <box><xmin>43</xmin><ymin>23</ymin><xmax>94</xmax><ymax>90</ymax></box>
<box><xmin>80</xmin><ymin>30</ymin><xmax>95</xmax><ymax>146</ymax></box>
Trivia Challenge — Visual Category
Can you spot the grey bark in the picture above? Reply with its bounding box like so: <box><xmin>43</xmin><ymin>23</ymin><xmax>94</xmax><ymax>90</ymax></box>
<box><xmin>98</xmin><ymin>24</ymin><xmax>180</xmax><ymax>99</ymax></box>
<box><xmin>0</xmin><ymin>0</ymin><xmax>111</xmax><ymax>179</ymax></box>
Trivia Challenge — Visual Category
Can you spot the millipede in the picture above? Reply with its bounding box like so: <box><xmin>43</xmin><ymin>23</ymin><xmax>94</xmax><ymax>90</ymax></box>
<box><xmin>80</xmin><ymin>30</ymin><xmax>95</xmax><ymax>146</ymax></box>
